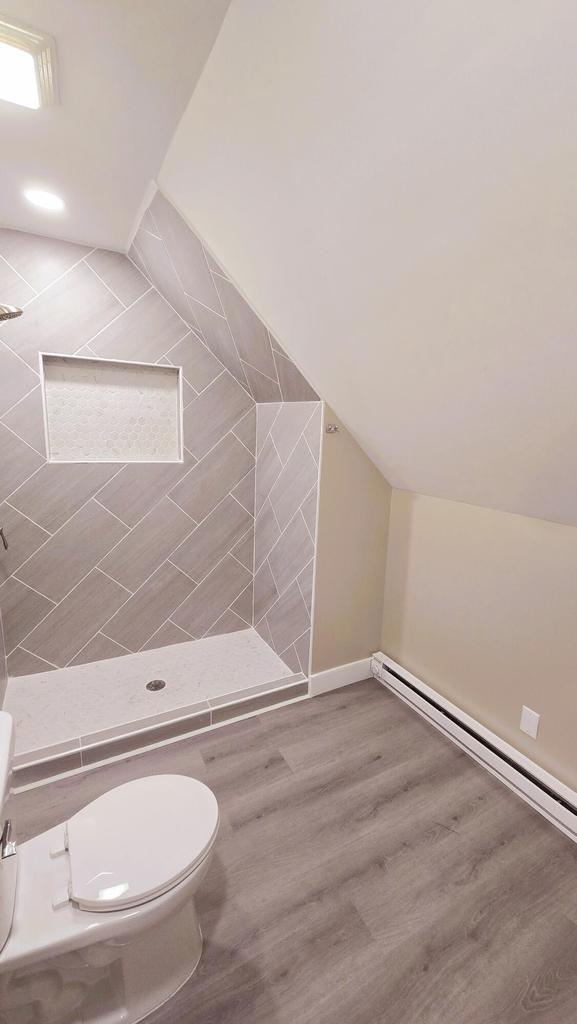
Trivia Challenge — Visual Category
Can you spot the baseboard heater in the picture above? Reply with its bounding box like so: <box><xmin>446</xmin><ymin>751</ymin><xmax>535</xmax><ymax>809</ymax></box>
<box><xmin>371</xmin><ymin>652</ymin><xmax>577</xmax><ymax>844</ymax></box>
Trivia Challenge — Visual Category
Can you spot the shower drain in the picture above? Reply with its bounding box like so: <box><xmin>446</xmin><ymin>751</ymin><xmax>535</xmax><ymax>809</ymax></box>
<box><xmin>146</xmin><ymin>679</ymin><xmax>166</xmax><ymax>692</ymax></box>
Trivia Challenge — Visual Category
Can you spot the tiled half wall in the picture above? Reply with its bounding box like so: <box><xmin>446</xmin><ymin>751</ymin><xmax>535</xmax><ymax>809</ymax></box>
<box><xmin>0</xmin><ymin>190</ymin><xmax>322</xmax><ymax>677</ymax></box>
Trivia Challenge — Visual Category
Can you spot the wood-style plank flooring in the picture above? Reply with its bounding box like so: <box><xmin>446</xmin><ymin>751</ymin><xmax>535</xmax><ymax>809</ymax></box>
<box><xmin>10</xmin><ymin>679</ymin><xmax>577</xmax><ymax>1023</ymax></box>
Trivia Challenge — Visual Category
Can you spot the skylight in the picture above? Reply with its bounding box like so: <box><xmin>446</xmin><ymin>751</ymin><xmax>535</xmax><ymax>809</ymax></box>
<box><xmin>0</xmin><ymin>19</ymin><xmax>57</xmax><ymax>110</ymax></box>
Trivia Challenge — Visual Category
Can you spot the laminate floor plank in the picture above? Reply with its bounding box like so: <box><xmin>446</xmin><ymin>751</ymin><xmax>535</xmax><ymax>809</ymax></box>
<box><xmin>10</xmin><ymin>677</ymin><xmax>577</xmax><ymax>1023</ymax></box>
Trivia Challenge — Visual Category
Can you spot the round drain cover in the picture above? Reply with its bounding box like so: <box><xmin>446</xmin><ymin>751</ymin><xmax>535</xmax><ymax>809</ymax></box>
<box><xmin>146</xmin><ymin>679</ymin><xmax>166</xmax><ymax>692</ymax></box>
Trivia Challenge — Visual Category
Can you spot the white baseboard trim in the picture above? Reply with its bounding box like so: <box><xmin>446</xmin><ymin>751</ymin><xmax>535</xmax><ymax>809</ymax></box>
<box><xmin>372</xmin><ymin>651</ymin><xmax>577</xmax><ymax>844</ymax></box>
<box><xmin>310</xmin><ymin>657</ymin><xmax>372</xmax><ymax>696</ymax></box>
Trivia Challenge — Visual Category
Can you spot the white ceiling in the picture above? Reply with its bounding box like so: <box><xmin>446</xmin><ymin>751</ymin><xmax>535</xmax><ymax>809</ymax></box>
<box><xmin>160</xmin><ymin>0</ymin><xmax>577</xmax><ymax>527</ymax></box>
<box><xmin>0</xmin><ymin>0</ymin><xmax>231</xmax><ymax>251</ymax></box>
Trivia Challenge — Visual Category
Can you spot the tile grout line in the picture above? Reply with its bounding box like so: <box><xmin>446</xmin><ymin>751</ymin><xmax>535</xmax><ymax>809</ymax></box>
<box><xmin>83</xmin><ymin>259</ymin><xmax>128</xmax><ymax>309</ymax></box>
<box><xmin>0</xmin><ymin>338</ymin><xmax>40</xmax><ymax>382</ymax></box>
<box><xmin>91</xmin><ymin>497</ymin><xmax>132</xmax><ymax>529</ymax></box>
<box><xmin>17</xmin><ymin>644</ymin><xmax>60</xmax><ymax>670</ymax></box>
<box><xmin>125</xmin><ymin>246</ymin><xmax>239</xmax><ymax>388</ymax></box>
<box><xmin>0</xmin><ymin>386</ymin><xmax>44</xmax><ymax>449</ymax></box>
<box><xmin>0</xmin><ymin>420</ymin><xmax>46</xmax><ymax>461</ymax></box>
<box><xmin>7</xmin><ymin>465</ymin><xmax>128</xmax><ymax>578</ymax></box>
<box><xmin>242</xmin><ymin>357</ymin><xmax>282</xmax><ymax>389</ymax></box>
<box><xmin>209</xmin><ymin>269</ymin><xmax>253</xmax><ymax>395</ymax></box>
<box><xmin>229</xmin><ymin>490</ymin><xmax>255</xmax><ymax>520</ymax></box>
<box><xmin>0</xmin><ymin>252</ymin><xmax>39</xmax><ymax>296</ymax></box>
<box><xmin>11</xmin><ymin>564</ymin><xmax>126</xmax><ymax>657</ymax></box>
<box><xmin>3</xmin><ymin>500</ymin><xmax>52</xmax><ymax>536</ymax></box>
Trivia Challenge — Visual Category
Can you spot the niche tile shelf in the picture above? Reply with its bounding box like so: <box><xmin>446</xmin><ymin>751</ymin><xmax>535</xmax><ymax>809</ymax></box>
<box><xmin>41</xmin><ymin>353</ymin><xmax>183</xmax><ymax>463</ymax></box>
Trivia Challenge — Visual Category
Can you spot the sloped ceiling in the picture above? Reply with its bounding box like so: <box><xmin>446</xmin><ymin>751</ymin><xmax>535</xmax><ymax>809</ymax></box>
<box><xmin>0</xmin><ymin>0</ymin><xmax>230</xmax><ymax>250</ymax></box>
<box><xmin>159</xmin><ymin>0</ymin><xmax>577</xmax><ymax>527</ymax></box>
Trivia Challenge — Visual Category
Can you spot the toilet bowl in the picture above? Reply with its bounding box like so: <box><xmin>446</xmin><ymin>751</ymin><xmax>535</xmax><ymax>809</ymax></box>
<box><xmin>0</xmin><ymin>712</ymin><xmax>219</xmax><ymax>1024</ymax></box>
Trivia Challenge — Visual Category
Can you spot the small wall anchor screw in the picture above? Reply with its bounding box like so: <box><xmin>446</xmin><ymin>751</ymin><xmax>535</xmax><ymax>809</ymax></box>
<box><xmin>325</xmin><ymin>423</ymin><xmax>339</xmax><ymax>434</ymax></box>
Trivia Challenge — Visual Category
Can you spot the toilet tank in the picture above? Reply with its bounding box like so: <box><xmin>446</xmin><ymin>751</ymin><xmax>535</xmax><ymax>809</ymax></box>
<box><xmin>0</xmin><ymin>712</ymin><xmax>16</xmax><ymax>954</ymax></box>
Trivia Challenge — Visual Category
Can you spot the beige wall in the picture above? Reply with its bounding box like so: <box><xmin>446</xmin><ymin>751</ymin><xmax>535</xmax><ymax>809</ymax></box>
<box><xmin>312</xmin><ymin>408</ymin><xmax>391</xmax><ymax>674</ymax></box>
<box><xmin>382</xmin><ymin>491</ymin><xmax>577</xmax><ymax>788</ymax></box>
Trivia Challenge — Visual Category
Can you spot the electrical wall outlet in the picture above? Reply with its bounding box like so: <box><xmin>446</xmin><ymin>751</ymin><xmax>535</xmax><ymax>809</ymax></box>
<box><xmin>520</xmin><ymin>705</ymin><xmax>540</xmax><ymax>739</ymax></box>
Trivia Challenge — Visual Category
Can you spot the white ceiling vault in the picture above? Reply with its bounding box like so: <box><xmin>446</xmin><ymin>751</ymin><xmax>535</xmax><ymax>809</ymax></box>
<box><xmin>159</xmin><ymin>0</ymin><xmax>577</xmax><ymax>528</ymax></box>
<box><xmin>0</xmin><ymin>0</ymin><xmax>231</xmax><ymax>250</ymax></box>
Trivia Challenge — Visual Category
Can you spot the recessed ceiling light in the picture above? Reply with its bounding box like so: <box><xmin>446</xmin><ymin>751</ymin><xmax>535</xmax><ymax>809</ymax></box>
<box><xmin>0</xmin><ymin>19</ymin><xmax>57</xmax><ymax>110</ymax></box>
<box><xmin>23</xmin><ymin>189</ymin><xmax>65</xmax><ymax>212</ymax></box>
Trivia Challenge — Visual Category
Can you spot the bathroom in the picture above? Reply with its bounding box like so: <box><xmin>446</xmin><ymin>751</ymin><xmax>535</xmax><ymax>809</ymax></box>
<box><xmin>3</xmin><ymin>2</ymin><xmax>577</xmax><ymax>1023</ymax></box>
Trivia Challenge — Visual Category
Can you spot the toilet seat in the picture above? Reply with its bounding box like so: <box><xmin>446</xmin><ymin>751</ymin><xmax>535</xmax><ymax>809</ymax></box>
<box><xmin>66</xmin><ymin>775</ymin><xmax>219</xmax><ymax>913</ymax></box>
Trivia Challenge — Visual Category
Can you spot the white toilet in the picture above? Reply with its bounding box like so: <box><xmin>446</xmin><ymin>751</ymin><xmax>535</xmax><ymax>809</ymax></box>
<box><xmin>0</xmin><ymin>711</ymin><xmax>219</xmax><ymax>1024</ymax></box>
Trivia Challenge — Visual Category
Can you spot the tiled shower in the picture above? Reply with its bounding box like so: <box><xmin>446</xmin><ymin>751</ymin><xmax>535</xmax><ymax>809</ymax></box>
<box><xmin>0</xmin><ymin>190</ymin><xmax>323</xmax><ymax>779</ymax></box>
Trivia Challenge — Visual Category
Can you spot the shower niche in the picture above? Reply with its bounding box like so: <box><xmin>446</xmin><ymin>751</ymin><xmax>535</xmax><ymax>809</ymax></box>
<box><xmin>40</xmin><ymin>353</ymin><xmax>183</xmax><ymax>464</ymax></box>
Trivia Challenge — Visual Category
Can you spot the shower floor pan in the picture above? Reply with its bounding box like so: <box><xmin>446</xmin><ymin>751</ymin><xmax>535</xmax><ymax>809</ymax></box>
<box><xmin>4</xmin><ymin>629</ymin><xmax>307</xmax><ymax>787</ymax></box>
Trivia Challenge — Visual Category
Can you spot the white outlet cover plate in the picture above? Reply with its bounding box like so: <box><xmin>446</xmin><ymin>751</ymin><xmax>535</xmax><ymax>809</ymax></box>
<box><xmin>520</xmin><ymin>705</ymin><xmax>540</xmax><ymax>739</ymax></box>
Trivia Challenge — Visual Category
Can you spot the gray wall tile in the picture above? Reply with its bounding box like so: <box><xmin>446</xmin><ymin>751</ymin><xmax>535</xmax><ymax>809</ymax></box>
<box><xmin>188</xmin><ymin>299</ymin><xmax>247</xmax><ymax>387</ymax></box>
<box><xmin>271</xmin><ymin>403</ymin><xmax>318</xmax><ymax>464</ymax></box>
<box><xmin>169</xmin><ymin>433</ymin><xmax>254</xmax><ymax>523</ymax></box>
<box><xmin>231</xmin><ymin>529</ymin><xmax>254</xmax><ymax>574</ymax></box>
<box><xmin>207</xmin><ymin>609</ymin><xmax>249</xmax><ymax>636</ymax></box>
<box><xmin>99</xmin><ymin>496</ymin><xmax>193</xmax><ymax>591</ymax></box>
<box><xmin>0</xmin><ymin>424</ymin><xmax>44</xmax><ymax>505</ymax></box>
<box><xmin>142</xmin><ymin>619</ymin><xmax>194</xmax><ymax>651</ymax></box>
<box><xmin>254</xmin><ymin>560</ymin><xmax>279</xmax><ymax>623</ymax></box>
<box><xmin>297</xmin><ymin>558</ymin><xmax>314</xmax><ymax>615</ymax></box>
<box><xmin>150</xmin><ymin>192</ymin><xmax>223</xmax><ymax>312</ymax></box>
<box><xmin>24</xmin><ymin>569</ymin><xmax>129</xmax><ymax>666</ymax></box>
<box><xmin>211</xmin><ymin>681</ymin><xmax>307</xmax><ymax>724</ymax></box>
<box><xmin>1</xmin><ymin>387</ymin><xmax>46</xmax><ymax>456</ymax></box>
<box><xmin>70</xmin><ymin>633</ymin><xmax>129</xmax><ymax>666</ymax></box>
<box><xmin>90</xmin><ymin>288</ymin><xmax>186</xmax><ymax>363</ymax></box>
<box><xmin>266</xmin><ymin>580</ymin><xmax>310</xmax><ymax>655</ymax></box>
<box><xmin>269</xmin><ymin>437</ymin><xmax>318</xmax><ymax>530</ymax></box>
<box><xmin>215</xmin><ymin>276</ymin><xmax>277</xmax><ymax>379</ymax></box>
<box><xmin>0</xmin><ymin>576</ymin><xmax>54</xmax><ymax>654</ymax></box>
<box><xmin>9</xmin><ymin>461</ymin><xmax>121</xmax><ymax>533</ymax></box>
<box><xmin>132</xmin><ymin>228</ymin><xmax>195</xmax><ymax>327</ymax></box>
<box><xmin>0</xmin><ymin>228</ymin><xmax>91</xmax><ymax>291</ymax></box>
<box><xmin>241</xmin><ymin>361</ymin><xmax>283</xmax><ymax>402</ymax></box>
<box><xmin>86</xmin><ymin>250</ymin><xmax>149</xmax><ymax>306</ymax></box>
<box><xmin>16</xmin><ymin>500</ymin><xmax>128</xmax><ymax>602</ymax></box>
<box><xmin>232</xmin><ymin>408</ymin><xmax>256</xmax><ymax>455</ymax></box>
<box><xmin>304</xmin><ymin>404</ymin><xmax>322</xmax><ymax>462</ymax></box>
<box><xmin>183</xmin><ymin>372</ymin><xmax>254</xmax><ymax>460</ymax></box>
<box><xmin>295</xmin><ymin>629</ymin><xmax>311</xmax><ymax>674</ymax></box>
<box><xmin>2</xmin><ymin>263</ymin><xmax>123</xmax><ymax>368</ymax></box>
<box><xmin>165</xmin><ymin>332</ymin><xmax>222</xmax><ymax>391</ymax></box>
<box><xmin>95</xmin><ymin>449</ymin><xmax>196</xmax><ymax>527</ymax></box>
<box><xmin>255</xmin><ymin>500</ymin><xmax>281</xmax><ymax>570</ymax></box>
<box><xmin>0</xmin><ymin>343</ymin><xmax>38</xmax><ymax>418</ymax></box>
<box><xmin>0</xmin><ymin>502</ymin><xmax>50</xmax><ymax>585</ymax></box>
<box><xmin>274</xmin><ymin>349</ymin><xmax>320</xmax><ymax>401</ymax></box>
<box><xmin>230</xmin><ymin>583</ymin><xmax>253</xmax><ymax>623</ymax></box>
<box><xmin>232</xmin><ymin>468</ymin><xmax>255</xmax><ymax>516</ymax></box>
<box><xmin>268</xmin><ymin>511</ymin><xmax>314</xmax><ymax>597</ymax></box>
<box><xmin>172</xmin><ymin>554</ymin><xmax>251</xmax><ymax>638</ymax></box>
<box><xmin>101</xmin><ymin>561</ymin><xmax>195</xmax><ymax>651</ymax></box>
<box><xmin>171</xmin><ymin>494</ymin><xmax>252</xmax><ymax>583</ymax></box>
<box><xmin>0</xmin><ymin>254</ymin><xmax>35</xmax><ymax>307</ymax></box>
<box><xmin>6</xmin><ymin>646</ymin><xmax>55</xmax><ymax>678</ymax></box>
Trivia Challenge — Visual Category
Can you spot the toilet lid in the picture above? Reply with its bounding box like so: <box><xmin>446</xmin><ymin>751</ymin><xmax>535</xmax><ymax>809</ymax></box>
<box><xmin>67</xmin><ymin>775</ymin><xmax>219</xmax><ymax>912</ymax></box>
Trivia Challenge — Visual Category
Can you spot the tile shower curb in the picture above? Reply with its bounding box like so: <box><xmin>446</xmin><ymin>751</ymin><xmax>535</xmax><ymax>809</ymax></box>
<box><xmin>12</xmin><ymin>674</ymin><xmax>308</xmax><ymax>787</ymax></box>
